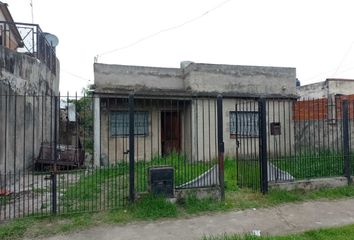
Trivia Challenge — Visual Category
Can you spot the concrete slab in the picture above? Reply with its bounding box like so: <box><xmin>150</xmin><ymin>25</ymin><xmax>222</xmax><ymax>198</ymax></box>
<box><xmin>177</xmin><ymin>165</ymin><xmax>219</xmax><ymax>188</ymax></box>
<box><xmin>268</xmin><ymin>163</ymin><xmax>295</xmax><ymax>182</ymax></box>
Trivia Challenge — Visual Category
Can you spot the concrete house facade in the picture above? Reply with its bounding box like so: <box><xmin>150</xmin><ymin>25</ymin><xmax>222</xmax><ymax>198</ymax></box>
<box><xmin>93</xmin><ymin>62</ymin><xmax>297</xmax><ymax>166</ymax></box>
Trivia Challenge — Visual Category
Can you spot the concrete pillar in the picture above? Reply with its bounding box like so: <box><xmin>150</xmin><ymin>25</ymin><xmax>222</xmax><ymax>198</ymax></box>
<box><xmin>93</xmin><ymin>97</ymin><xmax>101</xmax><ymax>166</ymax></box>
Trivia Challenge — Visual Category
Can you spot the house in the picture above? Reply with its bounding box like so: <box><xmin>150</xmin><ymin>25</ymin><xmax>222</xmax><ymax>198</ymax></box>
<box><xmin>93</xmin><ymin>62</ymin><xmax>297</xmax><ymax>166</ymax></box>
<box><xmin>0</xmin><ymin>1</ymin><xmax>23</xmax><ymax>50</ymax></box>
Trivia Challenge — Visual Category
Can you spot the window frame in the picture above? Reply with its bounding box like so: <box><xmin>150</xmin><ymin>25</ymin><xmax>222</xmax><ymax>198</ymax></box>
<box><xmin>109</xmin><ymin>111</ymin><xmax>149</xmax><ymax>137</ymax></box>
<box><xmin>229</xmin><ymin>111</ymin><xmax>259</xmax><ymax>138</ymax></box>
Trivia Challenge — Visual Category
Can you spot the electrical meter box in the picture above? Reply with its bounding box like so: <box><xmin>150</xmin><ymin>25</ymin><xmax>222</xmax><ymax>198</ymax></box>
<box><xmin>148</xmin><ymin>166</ymin><xmax>174</xmax><ymax>198</ymax></box>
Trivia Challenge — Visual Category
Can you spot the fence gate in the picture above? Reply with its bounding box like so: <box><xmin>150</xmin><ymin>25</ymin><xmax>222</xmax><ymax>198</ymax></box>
<box><xmin>125</xmin><ymin>95</ymin><xmax>224</xmax><ymax>199</ymax></box>
<box><xmin>235</xmin><ymin>98</ymin><xmax>267</xmax><ymax>193</ymax></box>
<box><xmin>0</xmin><ymin>90</ymin><xmax>227</xmax><ymax>221</ymax></box>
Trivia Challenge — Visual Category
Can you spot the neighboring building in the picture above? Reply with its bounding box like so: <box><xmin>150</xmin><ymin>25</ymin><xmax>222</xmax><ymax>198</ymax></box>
<box><xmin>0</xmin><ymin>1</ymin><xmax>23</xmax><ymax>50</ymax></box>
<box><xmin>0</xmin><ymin>2</ymin><xmax>60</xmax><ymax>174</ymax></box>
<box><xmin>298</xmin><ymin>78</ymin><xmax>354</xmax><ymax>99</ymax></box>
<box><xmin>93</xmin><ymin>62</ymin><xmax>297</xmax><ymax>166</ymax></box>
<box><xmin>295</xmin><ymin>79</ymin><xmax>354</xmax><ymax>152</ymax></box>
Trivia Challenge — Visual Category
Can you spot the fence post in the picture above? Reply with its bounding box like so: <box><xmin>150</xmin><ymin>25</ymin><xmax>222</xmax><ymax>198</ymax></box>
<box><xmin>129</xmin><ymin>94</ymin><xmax>135</xmax><ymax>202</ymax></box>
<box><xmin>217</xmin><ymin>95</ymin><xmax>225</xmax><ymax>200</ymax></box>
<box><xmin>258</xmin><ymin>98</ymin><xmax>268</xmax><ymax>194</ymax></box>
<box><xmin>51</xmin><ymin>95</ymin><xmax>58</xmax><ymax>214</ymax></box>
<box><xmin>342</xmin><ymin>99</ymin><xmax>351</xmax><ymax>185</ymax></box>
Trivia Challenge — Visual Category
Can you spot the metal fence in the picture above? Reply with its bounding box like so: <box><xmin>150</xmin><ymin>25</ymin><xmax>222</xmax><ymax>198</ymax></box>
<box><xmin>2</xmin><ymin>89</ymin><xmax>354</xmax><ymax>221</ymax></box>
<box><xmin>236</xmin><ymin>96</ymin><xmax>354</xmax><ymax>192</ymax></box>
<box><xmin>0</xmin><ymin>21</ymin><xmax>57</xmax><ymax>74</ymax></box>
<box><xmin>0</xmin><ymin>91</ymin><xmax>224</xmax><ymax>221</ymax></box>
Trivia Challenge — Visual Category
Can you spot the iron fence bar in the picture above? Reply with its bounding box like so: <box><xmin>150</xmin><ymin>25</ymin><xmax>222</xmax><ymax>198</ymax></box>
<box><xmin>259</xmin><ymin>98</ymin><xmax>268</xmax><ymax>194</ymax></box>
<box><xmin>51</xmin><ymin>95</ymin><xmax>58</xmax><ymax>214</ymax></box>
<box><xmin>217</xmin><ymin>95</ymin><xmax>225</xmax><ymax>200</ymax></box>
<box><xmin>342</xmin><ymin>99</ymin><xmax>351</xmax><ymax>184</ymax></box>
<box><xmin>129</xmin><ymin>94</ymin><xmax>135</xmax><ymax>202</ymax></box>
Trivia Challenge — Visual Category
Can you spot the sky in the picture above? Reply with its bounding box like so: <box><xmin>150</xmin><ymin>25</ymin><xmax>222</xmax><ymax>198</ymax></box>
<box><xmin>6</xmin><ymin>0</ymin><xmax>354</xmax><ymax>94</ymax></box>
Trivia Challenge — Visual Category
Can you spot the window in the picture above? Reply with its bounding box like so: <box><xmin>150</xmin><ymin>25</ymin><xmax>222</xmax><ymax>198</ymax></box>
<box><xmin>110</xmin><ymin>111</ymin><xmax>149</xmax><ymax>136</ymax></box>
<box><xmin>230</xmin><ymin>111</ymin><xmax>259</xmax><ymax>137</ymax></box>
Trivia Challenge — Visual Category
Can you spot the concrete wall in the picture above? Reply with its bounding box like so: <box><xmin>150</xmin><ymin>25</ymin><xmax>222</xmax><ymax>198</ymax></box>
<box><xmin>94</xmin><ymin>62</ymin><xmax>297</xmax><ymax>98</ymax></box>
<box><xmin>297</xmin><ymin>81</ymin><xmax>327</xmax><ymax>99</ymax></box>
<box><xmin>0</xmin><ymin>46</ymin><xmax>60</xmax><ymax>175</ymax></box>
<box><xmin>184</xmin><ymin>64</ymin><xmax>296</xmax><ymax>97</ymax></box>
<box><xmin>298</xmin><ymin>79</ymin><xmax>354</xmax><ymax>100</ymax></box>
<box><xmin>94</xmin><ymin>64</ymin><xmax>184</xmax><ymax>93</ymax></box>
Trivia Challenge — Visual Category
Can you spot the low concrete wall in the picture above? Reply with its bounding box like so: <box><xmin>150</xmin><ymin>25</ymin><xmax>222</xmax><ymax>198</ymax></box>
<box><xmin>269</xmin><ymin>176</ymin><xmax>351</xmax><ymax>191</ymax></box>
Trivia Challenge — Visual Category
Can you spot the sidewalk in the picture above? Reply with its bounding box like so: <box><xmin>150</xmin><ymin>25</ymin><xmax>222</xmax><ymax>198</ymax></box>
<box><xmin>41</xmin><ymin>198</ymin><xmax>354</xmax><ymax>240</ymax></box>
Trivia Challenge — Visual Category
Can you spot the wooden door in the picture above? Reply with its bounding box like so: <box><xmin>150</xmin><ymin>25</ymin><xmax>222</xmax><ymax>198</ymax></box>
<box><xmin>161</xmin><ymin>111</ymin><xmax>181</xmax><ymax>156</ymax></box>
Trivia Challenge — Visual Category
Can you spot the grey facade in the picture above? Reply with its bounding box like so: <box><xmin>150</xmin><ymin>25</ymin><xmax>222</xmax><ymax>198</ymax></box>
<box><xmin>93</xmin><ymin>62</ymin><xmax>297</xmax><ymax>165</ymax></box>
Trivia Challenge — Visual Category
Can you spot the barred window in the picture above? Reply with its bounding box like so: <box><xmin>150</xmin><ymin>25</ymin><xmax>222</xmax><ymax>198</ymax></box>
<box><xmin>110</xmin><ymin>111</ymin><xmax>149</xmax><ymax>136</ymax></box>
<box><xmin>230</xmin><ymin>111</ymin><xmax>259</xmax><ymax>137</ymax></box>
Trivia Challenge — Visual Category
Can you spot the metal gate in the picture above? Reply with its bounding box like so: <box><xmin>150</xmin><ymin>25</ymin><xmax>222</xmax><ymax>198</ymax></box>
<box><xmin>235</xmin><ymin>99</ymin><xmax>267</xmax><ymax>193</ymax></box>
<box><xmin>0</xmin><ymin>91</ymin><xmax>224</xmax><ymax>221</ymax></box>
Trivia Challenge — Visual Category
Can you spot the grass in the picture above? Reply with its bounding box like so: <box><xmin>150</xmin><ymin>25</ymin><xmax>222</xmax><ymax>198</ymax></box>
<box><xmin>202</xmin><ymin>223</ymin><xmax>354</xmax><ymax>240</ymax></box>
<box><xmin>2</xmin><ymin>185</ymin><xmax>354</xmax><ymax>240</ymax></box>
<box><xmin>2</xmin><ymin>153</ymin><xmax>354</xmax><ymax>239</ymax></box>
<box><xmin>59</xmin><ymin>153</ymin><xmax>212</xmax><ymax>212</ymax></box>
<box><xmin>3</xmin><ymin>186</ymin><xmax>354</xmax><ymax>240</ymax></box>
<box><xmin>271</xmin><ymin>151</ymin><xmax>345</xmax><ymax>179</ymax></box>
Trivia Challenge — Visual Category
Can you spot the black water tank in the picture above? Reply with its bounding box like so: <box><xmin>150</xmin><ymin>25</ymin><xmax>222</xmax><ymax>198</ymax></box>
<box><xmin>148</xmin><ymin>166</ymin><xmax>174</xmax><ymax>198</ymax></box>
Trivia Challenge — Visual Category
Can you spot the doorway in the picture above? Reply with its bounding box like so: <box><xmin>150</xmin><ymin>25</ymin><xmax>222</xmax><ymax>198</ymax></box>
<box><xmin>161</xmin><ymin>111</ymin><xmax>181</xmax><ymax>156</ymax></box>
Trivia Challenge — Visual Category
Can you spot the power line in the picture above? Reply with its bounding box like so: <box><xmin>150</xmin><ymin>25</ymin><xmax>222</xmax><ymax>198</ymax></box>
<box><xmin>95</xmin><ymin>0</ymin><xmax>233</xmax><ymax>61</ymax></box>
<box><xmin>62</xmin><ymin>69</ymin><xmax>91</xmax><ymax>82</ymax></box>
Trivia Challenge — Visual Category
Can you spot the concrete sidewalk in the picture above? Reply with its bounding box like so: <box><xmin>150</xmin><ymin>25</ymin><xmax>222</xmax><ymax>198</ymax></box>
<box><xmin>41</xmin><ymin>198</ymin><xmax>354</xmax><ymax>240</ymax></box>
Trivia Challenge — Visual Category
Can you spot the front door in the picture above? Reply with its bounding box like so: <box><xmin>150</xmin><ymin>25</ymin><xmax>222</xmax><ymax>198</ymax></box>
<box><xmin>161</xmin><ymin>111</ymin><xmax>181</xmax><ymax>156</ymax></box>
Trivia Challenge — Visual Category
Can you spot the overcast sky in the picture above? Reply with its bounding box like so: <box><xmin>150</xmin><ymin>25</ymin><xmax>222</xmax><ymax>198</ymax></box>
<box><xmin>7</xmin><ymin>0</ymin><xmax>354</xmax><ymax>94</ymax></box>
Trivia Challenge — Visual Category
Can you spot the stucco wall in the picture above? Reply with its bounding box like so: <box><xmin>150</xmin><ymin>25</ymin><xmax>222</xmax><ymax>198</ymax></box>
<box><xmin>94</xmin><ymin>62</ymin><xmax>297</xmax><ymax>98</ymax></box>
<box><xmin>184</xmin><ymin>64</ymin><xmax>296</xmax><ymax>97</ymax></box>
<box><xmin>298</xmin><ymin>79</ymin><xmax>354</xmax><ymax>100</ymax></box>
<box><xmin>94</xmin><ymin>64</ymin><xmax>184</xmax><ymax>93</ymax></box>
<box><xmin>297</xmin><ymin>81</ymin><xmax>327</xmax><ymax>99</ymax></box>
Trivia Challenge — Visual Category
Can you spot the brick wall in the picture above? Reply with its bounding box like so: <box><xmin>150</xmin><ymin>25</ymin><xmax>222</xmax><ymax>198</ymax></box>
<box><xmin>293</xmin><ymin>95</ymin><xmax>354</xmax><ymax>121</ymax></box>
